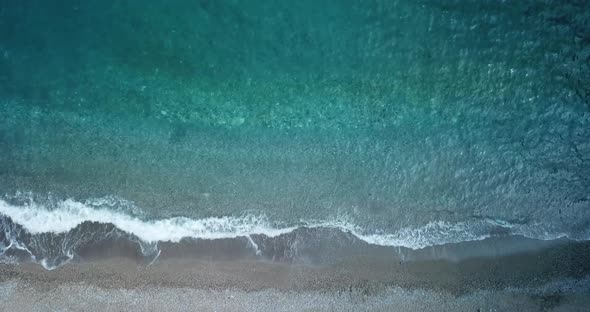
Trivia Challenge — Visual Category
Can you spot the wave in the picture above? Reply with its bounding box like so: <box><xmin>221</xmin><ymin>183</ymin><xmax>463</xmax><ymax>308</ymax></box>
<box><xmin>0</xmin><ymin>197</ymin><xmax>587</xmax><ymax>269</ymax></box>
<box><xmin>0</xmin><ymin>198</ymin><xmax>296</xmax><ymax>241</ymax></box>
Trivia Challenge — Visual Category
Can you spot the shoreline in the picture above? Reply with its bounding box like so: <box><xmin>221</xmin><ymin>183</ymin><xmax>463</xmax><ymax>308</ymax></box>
<box><xmin>1</xmin><ymin>239</ymin><xmax>590</xmax><ymax>311</ymax></box>
<box><xmin>2</xmin><ymin>238</ymin><xmax>589</xmax><ymax>293</ymax></box>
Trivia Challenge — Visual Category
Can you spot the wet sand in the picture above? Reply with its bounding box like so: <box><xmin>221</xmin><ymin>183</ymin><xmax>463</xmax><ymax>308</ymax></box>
<box><xmin>1</xmin><ymin>238</ymin><xmax>589</xmax><ymax>311</ymax></box>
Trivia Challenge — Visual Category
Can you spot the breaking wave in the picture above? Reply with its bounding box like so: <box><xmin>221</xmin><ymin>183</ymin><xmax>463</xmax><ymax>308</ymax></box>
<box><xmin>0</xmin><ymin>197</ymin><xmax>588</xmax><ymax>269</ymax></box>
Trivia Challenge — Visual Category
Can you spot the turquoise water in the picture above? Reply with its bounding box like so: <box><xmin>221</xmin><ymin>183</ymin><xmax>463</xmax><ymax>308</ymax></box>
<box><xmin>0</xmin><ymin>0</ymin><xmax>589</xmax><ymax>256</ymax></box>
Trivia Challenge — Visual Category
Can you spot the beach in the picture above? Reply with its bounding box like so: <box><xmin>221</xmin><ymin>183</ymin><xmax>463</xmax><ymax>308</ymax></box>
<box><xmin>1</xmin><ymin>237</ymin><xmax>590</xmax><ymax>311</ymax></box>
<box><xmin>1</xmin><ymin>0</ymin><xmax>590</xmax><ymax>310</ymax></box>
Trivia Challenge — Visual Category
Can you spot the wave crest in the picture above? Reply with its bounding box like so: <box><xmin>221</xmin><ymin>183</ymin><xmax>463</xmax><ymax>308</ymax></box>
<box><xmin>0</xmin><ymin>197</ymin><xmax>588</xmax><ymax>269</ymax></box>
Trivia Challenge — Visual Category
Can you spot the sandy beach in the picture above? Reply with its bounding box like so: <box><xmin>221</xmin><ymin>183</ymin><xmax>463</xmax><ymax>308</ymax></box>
<box><xmin>1</xmin><ymin>238</ymin><xmax>589</xmax><ymax>311</ymax></box>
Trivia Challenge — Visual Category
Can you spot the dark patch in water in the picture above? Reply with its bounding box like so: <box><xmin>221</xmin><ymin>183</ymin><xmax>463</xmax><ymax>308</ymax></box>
<box><xmin>169</xmin><ymin>124</ymin><xmax>188</xmax><ymax>144</ymax></box>
<box><xmin>531</xmin><ymin>293</ymin><xmax>564</xmax><ymax>311</ymax></box>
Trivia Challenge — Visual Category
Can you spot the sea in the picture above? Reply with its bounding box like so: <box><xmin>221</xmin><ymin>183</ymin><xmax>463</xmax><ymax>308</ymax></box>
<box><xmin>0</xmin><ymin>0</ymin><xmax>589</xmax><ymax>270</ymax></box>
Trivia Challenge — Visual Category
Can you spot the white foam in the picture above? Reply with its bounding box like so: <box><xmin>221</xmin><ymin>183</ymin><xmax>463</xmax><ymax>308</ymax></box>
<box><xmin>0</xmin><ymin>198</ymin><xmax>581</xmax><ymax>250</ymax></box>
<box><xmin>0</xmin><ymin>199</ymin><xmax>296</xmax><ymax>242</ymax></box>
<box><xmin>300</xmin><ymin>218</ymin><xmax>537</xmax><ymax>249</ymax></box>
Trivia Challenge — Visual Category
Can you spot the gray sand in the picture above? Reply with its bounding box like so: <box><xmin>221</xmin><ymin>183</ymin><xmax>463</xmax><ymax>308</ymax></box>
<box><xmin>1</xmin><ymin>240</ymin><xmax>589</xmax><ymax>311</ymax></box>
<box><xmin>2</xmin><ymin>281</ymin><xmax>590</xmax><ymax>312</ymax></box>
